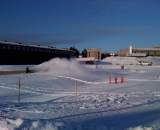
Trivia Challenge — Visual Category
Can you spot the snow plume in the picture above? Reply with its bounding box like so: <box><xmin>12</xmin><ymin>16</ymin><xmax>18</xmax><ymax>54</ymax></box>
<box><xmin>0</xmin><ymin>118</ymin><xmax>23</xmax><ymax>130</ymax></box>
<box><xmin>35</xmin><ymin>58</ymin><xmax>86</xmax><ymax>76</ymax></box>
<box><xmin>128</xmin><ymin>126</ymin><xmax>153</xmax><ymax>130</ymax></box>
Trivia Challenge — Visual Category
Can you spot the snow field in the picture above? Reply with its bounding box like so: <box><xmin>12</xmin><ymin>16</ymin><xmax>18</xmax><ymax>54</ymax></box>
<box><xmin>0</xmin><ymin>58</ymin><xmax>160</xmax><ymax>129</ymax></box>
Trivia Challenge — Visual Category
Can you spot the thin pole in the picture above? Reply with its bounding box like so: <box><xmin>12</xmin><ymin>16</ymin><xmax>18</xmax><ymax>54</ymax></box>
<box><xmin>75</xmin><ymin>80</ymin><xmax>77</xmax><ymax>96</ymax></box>
<box><xmin>18</xmin><ymin>79</ymin><xmax>21</xmax><ymax>103</ymax></box>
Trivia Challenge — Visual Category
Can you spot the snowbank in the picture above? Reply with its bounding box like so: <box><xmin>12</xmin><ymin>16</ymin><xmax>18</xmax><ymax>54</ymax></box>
<box><xmin>0</xmin><ymin>119</ymin><xmax>155</xmax><ymax>130</ymax></box>
<box><xmin>103</xmin><ymin>57</ymin><xmax>140</xmax><ymax>65</ymax></box>
<box><xmin>0</xmin><ymin>119</ymin><xmax>63</xmax><ymax>130</ymax></box>
<box><xmin>128</xmin><ymin>126</ymin><xmax>153</xmax><ymax>130</ymax></box>
<box><xmin>0</xmin><ymin>120</ymin><xmax>12</xmax><ymax>130</ymax></box>
<box><xmin>0</xmin><ymin>118</ymin><xmax>23</xmax><ymax>130</ymax></box>
<box><xmin>103</xmin><ymin>56</ymin><xmax>160</xmax><ymax>65</ymax></box>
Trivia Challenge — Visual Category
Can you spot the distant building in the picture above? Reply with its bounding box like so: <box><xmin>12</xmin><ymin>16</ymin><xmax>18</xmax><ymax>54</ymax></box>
<box><xmin>0</xmin><ymin>41</ymin><xmax>75</xmax><ymax>65</ymax></box>
<box><xmin>117</xmin><ymin>46</ymin><xmax>160</xmax><ymax>57</ymax></box>
<box><xmin>117</xmin><ymin>48</ymin><xmax>130</xmax><ymax>57</ymax></box>
<box><xmin>87</xmin><ymin>48</ymin><xmax>101</xmax><ymax>60</ymax></box>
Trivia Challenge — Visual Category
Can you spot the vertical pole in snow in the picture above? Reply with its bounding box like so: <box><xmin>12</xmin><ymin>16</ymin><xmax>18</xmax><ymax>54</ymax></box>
<box><xmin>115</xmin><ymin>77</ymin><xmax>118</xmax><ymax>84</ymax></box>
<box><xmin>18</xmin><ymin>79</ymin><xmax>21</xmax><ymax>103</ymax></box>
<box><xmin>121</xmin><ymin>76</ymin><xmax>124</xmax><ymax>83</ymax></box>
<box><xmin>109</xmin><ymin>75</ymin><xmax>112</xmax><ymax>84</ymax></box>
<box><xmin>75</xmin><ymin>80</ymin><xmax>77</xmax><ymax>96</ymax></box>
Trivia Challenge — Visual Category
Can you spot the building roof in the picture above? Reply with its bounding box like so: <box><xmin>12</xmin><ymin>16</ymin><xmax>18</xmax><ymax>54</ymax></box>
<box><xmin>0</xmin><ymin>41</ymin><xmax>71</xmax><ymax>51</ymax></box>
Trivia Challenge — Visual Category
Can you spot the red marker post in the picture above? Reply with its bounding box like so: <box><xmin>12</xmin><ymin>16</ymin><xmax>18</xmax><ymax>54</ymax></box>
<box><xmin>115</xmin><ymin>77</ymin><xmax>118</xmax><ymax>84</ymax></box>
<box><xmin>108</xmin><ymin>75</ymin><xmax>112</xmax><ymax>84</ymax></box>
<box><xmin>121</xmin><ymin>76</ymin><xmax>124</xmax><ymax>83</ymax></box>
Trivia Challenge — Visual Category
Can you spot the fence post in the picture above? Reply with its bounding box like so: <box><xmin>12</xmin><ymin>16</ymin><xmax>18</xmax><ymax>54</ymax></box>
<box><xmin>121</xmin><ymin>76</ymin><xmax>124</xmax><ymax>83</ymax></box>
<box><xmin>18</xmin><ymin>79</ymin><xmax>21</xmax><ymax>103</ymax></box>
<box><xmin>108</xmin><ymin>75</ymin><xmax>112</xmax><ymax>84</ymax></box>
<box><xmin>115</xmin><ymin>77</ymin><xmax>118</xmax><ymax>84</ymax></box>
<box><xmin>75</xmin><ymin>80</ymin><xmax>78</xmax><ymax>96</ymax></box>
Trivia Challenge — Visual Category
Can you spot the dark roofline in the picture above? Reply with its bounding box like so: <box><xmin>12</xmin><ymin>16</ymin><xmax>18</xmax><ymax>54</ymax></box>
<box><xmin>0</xmin><ymin>41</ymin><xmax>72</xmax><ymax>52</ymax></box>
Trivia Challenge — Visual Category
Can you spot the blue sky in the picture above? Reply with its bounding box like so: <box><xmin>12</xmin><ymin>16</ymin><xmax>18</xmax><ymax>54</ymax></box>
<box><xmin>0</xmin><ymin>0</ymin><xmax>160</xmax><ymax>51</ymax></box>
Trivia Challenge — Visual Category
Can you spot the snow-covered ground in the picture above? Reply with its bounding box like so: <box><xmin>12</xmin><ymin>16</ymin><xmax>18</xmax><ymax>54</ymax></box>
<box><xmin>103</xmin><ymin>56</ymin><xmax>160</xmax><ymax>66</ymax></box>
<box><xmin>0</xmin><ymin>57</ymin><xmax>160</xmax><ymax>130</ymax></box>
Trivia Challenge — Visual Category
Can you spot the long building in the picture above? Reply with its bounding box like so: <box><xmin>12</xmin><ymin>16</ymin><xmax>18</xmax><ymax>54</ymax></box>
<box><xmin>0</xmin><ymin>41</ymin><xmax>75</xmax><ymax>65</ymax></box>
<box><xmin>117</xmin><ymin>46</ymin><xmax>160</xmax><ymax>57</ymax></box>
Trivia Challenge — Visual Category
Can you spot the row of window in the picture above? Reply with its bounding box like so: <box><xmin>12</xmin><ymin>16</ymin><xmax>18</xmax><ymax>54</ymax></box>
<box><xmin>133</xmin><ymin>50</ymin><xmax>160</xmax><ymax>53</ymax></box>
<box><xmin>0</xmin><ymin>44</ymin><xmax>74</xmax><ymax>58</ymax></box>
<box><xmin>0</xmin><ymin>44</ymin><xmax>60</xmax><ymax>53</ymax></box>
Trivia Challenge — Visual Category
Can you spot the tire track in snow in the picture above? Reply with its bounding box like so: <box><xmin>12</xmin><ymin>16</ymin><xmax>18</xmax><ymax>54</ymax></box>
<box><xmin>0</xmin><ymin>85</ymin><xmax>73</xmax><ymax>97</ymax></box>
<box><xmin>56</xmin><ymin>75</ymin><xmax>160</xmax><ymax>85</ymax></box>
<box><xmin>56</xmin><ymin>75</ymin><xmax>106</xmax><ymax>85</ymax></box>
<box><xmin>128</xmin><ymin>79</ymin><xmax>160</xmax><ymax>82</ymax></box>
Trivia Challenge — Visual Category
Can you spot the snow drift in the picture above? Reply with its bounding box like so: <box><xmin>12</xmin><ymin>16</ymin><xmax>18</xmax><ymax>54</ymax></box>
<box><xmin>128</xmin><ymin>126</ymin><xmax>153</xmax><ymax>130</ymax></box>
<box><xmin>0</xmin><ymin>118</ymin><xmax>23</xmax><ymax>130</ymax></box>
<box><xmin>0</xmin><ymin>119</ymin><xmax>62</xmax><ymax>130</ymax></box>
<box><xmin>103</xmin><ymin>57</ymin><xmax>140</xmax><ymax>65</ymax></box>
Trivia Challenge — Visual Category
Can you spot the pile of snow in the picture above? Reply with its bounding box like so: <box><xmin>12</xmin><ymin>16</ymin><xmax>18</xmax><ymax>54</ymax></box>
<box><xmin>128</xmin><ymin>126</ymin><xmax>153</xmax><ymax>130</ymax></box>
<box><xmin>0</xmin><ymin>118</ymin><xmax>155</xmax><ymax>130</ymax></box>
<box><xmin>103</xmin><ymin>57</ymin><xmax>140</xmax><ymax>65</ymax></box>
<box><xmin>0</xmin><ymin>119</ymin><xmax>63</xmax><ymax>130</ymax></box>
<box><xmin>34</xmin><ymin>58</ymin><xmax>86</xmax><ymax>76</ymax></box>
<box><xmin>0</xmin><ymin>118</ymin><xmax>23</xmax><ymax>130</ymax></box>
<box><xmin>0</xmin><ymin>120</ymin><xmax>12</xmax><ymax>130</ymax></box>
<box><xmin>27</xmin><ymin>121</ymin><xmax>60</xmax><ymax>130</ymax></box>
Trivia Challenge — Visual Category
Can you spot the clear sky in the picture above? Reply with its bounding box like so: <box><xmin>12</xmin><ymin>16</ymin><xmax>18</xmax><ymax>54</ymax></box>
<box><xmin>0</xmin><ymin>0</ymin><xmax>160</xmax><ymax>52</ymax></box>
